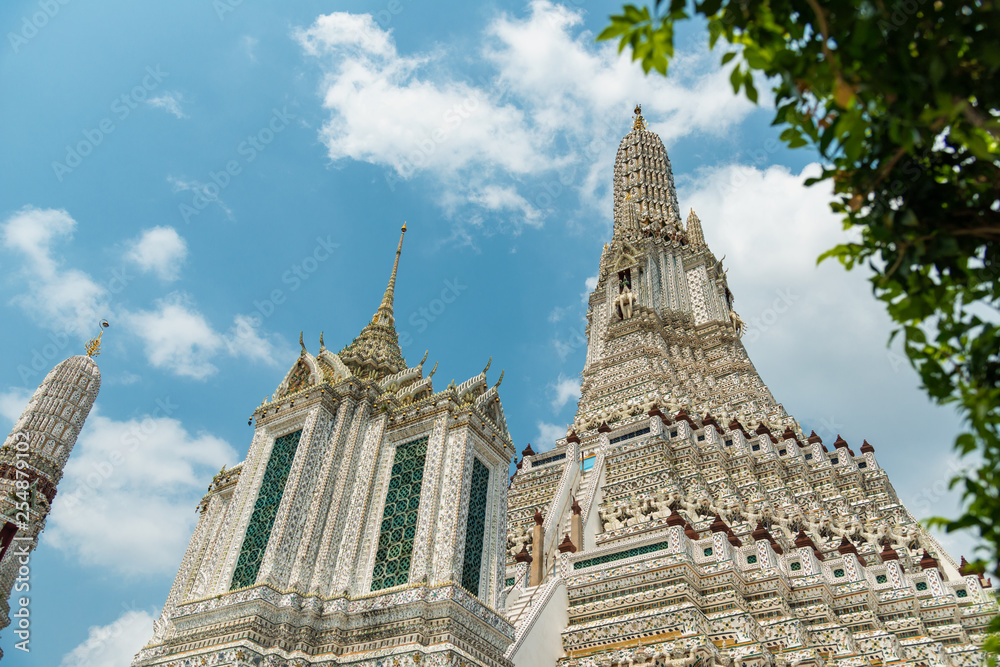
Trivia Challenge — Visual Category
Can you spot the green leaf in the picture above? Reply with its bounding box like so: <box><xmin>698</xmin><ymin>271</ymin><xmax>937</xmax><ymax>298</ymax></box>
<box><xmin>743</xmin><ymin>72</ymin><xmax>758</xmax><ymax>104</ymax></box>
<box><xmin>729</xmin><ymin>64</ymin><xmax>742</xmax><ymax>94</ymax></box>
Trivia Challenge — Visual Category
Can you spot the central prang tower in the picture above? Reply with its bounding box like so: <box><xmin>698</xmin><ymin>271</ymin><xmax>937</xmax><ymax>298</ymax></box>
<box><xmin>135</xmin><ymin>225</ymin><xmax>516</xmax><ymax>667</ymax></box>
<box><xmin>501</xmin><ymin>107</ymin><xmax>997</xmax><ymax>667</ymax></box>
<box><xmin>577</xmin><ymin>106</ymin><xmax>777</xmax><ymax>431</ymax></box>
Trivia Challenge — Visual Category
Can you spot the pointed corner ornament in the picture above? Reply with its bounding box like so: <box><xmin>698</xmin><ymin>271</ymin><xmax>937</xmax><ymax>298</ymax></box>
<box><xmin>319</xmin><ymin>331</ymin><xmax>325</xmax><ymax>351</ymax></box>
<box><xmin>483</xmin><ymin>356</ymin><xmax>492</xmax><ymax>374</ymax></box>
<box><xmin>419</xmin><ymin>350</ymin><xmax>428</xmax><ymax>366</ymax></box>
<box><xmin>429</xmin><ymin>361</ymin><xmax>438</xmax><ymax>377</ymax></box>
<box><xmin>299</xmin><ymin>331</ymin><xmax>306</xmax><ymax>356</ymax></box>
<box><xmin>493</xmin><ymin>369</ymin><xmax>504</xmax><ymax>389</ymax></box>
<box><xmin>85</xmin><ymin>320</ymin><xmax>110</xmax><ymax>357</ymax></box>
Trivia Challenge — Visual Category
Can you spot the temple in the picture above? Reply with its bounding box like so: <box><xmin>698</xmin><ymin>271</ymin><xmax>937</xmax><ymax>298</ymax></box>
<box><xmin>502</xmin><ymin>107</ymin><xmax>997</xmax><ymax>667</ymax></box>
<box><xmin>133</xmin><ymin>225</ymin><xmax>516</xmax><ymax>667</ymax></box>
<box><xmin>133</xmin><ymin>108</ymin><xmax>997</xmax><ymax>667</ymax></box>
<box><xmin>0</xmin><ymin>332</ymin><xmax>104</xmax><ymax>657</ymax></box>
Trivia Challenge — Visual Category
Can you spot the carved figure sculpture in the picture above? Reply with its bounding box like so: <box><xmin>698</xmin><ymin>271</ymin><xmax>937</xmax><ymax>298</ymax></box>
<box><xmin>616</xmin><ymin>284</ymin><xmax>636</xmax><ymax>320</ymax></box>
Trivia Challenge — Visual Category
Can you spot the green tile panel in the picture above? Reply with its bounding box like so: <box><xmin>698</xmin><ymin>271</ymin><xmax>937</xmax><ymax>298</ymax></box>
<box><xmin>573</xmin><ymin>540</ymin><xmax>672</xmax><ymax>570</ymax></box>
<box><xmin>460</xmin><ymin>458</ymin><xmax>490</xmax><ymax>595</ymax></box>
<box><xmin>371</xmin><ymin>436</ymin><xmax>428</xmax><ymax>592</ymax></box>
<box><xmin>231</xmin><ymin>429</ymin><xmax>303</xmax><ymax>590</ymax></box>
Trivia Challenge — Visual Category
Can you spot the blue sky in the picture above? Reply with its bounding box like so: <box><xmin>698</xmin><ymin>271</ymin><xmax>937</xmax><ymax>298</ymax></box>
<box><xmin>0</xmin><ymin>1</ymin><xmax>977</xmax><ymax>664</ymax></box>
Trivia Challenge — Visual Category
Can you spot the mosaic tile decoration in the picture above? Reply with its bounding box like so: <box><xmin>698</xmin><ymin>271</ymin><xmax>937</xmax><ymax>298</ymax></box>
<box><xmin>231</xmin><ymin>429</ymin><xmax>303</xmax><ymax>590</ymax></box>
<box><xmin>371</xmin><ymin>436</ymin><xmax>428</xmax><ymax>592</ymax></box>
<box><xmin>461</xmin><ymin>458</ymin><xmax>490</xmax><ymax>595</ymax></box>
<box><xmin>574</xmin><ymin>540</ymin><xmax>671</xmax><ymax>570</ymax></box>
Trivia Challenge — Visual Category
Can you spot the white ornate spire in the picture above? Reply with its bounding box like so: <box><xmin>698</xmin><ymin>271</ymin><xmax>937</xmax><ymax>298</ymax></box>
<box><xmin>0</xmin><ymin>353</ymin><xmax>101</xmax><ymax>644</ymax></box>
<box><xmin>612</xmin><ymin>104</ymin><xmax>681</xmax><ymax>235</ymax></box>
<box><xmin>686</xmin><ymin>208</ymin><xmax>705</xmax><ymax>247</ymax></box>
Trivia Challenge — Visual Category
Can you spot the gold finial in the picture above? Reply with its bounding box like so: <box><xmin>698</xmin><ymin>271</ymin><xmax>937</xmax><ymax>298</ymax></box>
<box><xmin>372</xmin><ymin>223</ymin><xmax>407</xmax><ymax>327</ymax></box>
<box><xmin>85</xmin><ymin>320</ymin><xmax>110</xmax><ymax>357</ymax></box>
<box><xmin>299</xmin><ymin>331</ymin><xmax>306</xmax><ymax>355</ymax></box>
<box><xmin>319</xmin><ymin>331</ymin><xmax>325</xmax><ymax>350</ymax></box>
<box><xmin>632</xmin><ymin>104</ymin><xmax>646</xmax><ymax>131</ymax></box>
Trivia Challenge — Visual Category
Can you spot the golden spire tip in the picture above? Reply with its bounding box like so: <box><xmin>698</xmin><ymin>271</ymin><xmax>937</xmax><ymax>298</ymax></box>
<box><xmin>85</xmin><ymin>320</ymin><xmax>110</xmax><ymax>357</ymax></box>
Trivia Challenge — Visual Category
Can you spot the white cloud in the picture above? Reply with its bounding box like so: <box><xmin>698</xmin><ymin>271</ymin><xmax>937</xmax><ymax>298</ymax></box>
<box><xmin>550</xmin><ymin>374</ymin><xmax>581</xmax><ymax>411</ymax></box>
<box><xmin>125</xmin><ymin>226</ymin><xmax>188</xmax><ymax>281</ymax></box>
<box><xmin>225</xmin><ymin>313</ymin><xmax>285</xmax><ymax>365</ymax></box>
<box><xmin>534</xmin><ymin>421</ymin><xmax>566</xmax><ymax>453</ymax></box>
<box><xmin>1</xmin><ymin>206</ymin><xmax>107</xmax><ymax>336</ymax></box>
<box><xmin>468</xmin><ymin>185</ymin><xmax>542</xmax><ymax>229</ymax></box>
<box><xmin>296</xmin><ymin>1</ymin><xmax>754</xmax><ymax>236</ymax></box>
<box><xmin>0</xmin><ymin>387</ymin><xmax>33</xmax><ymax>424</ymax></box>
<box><xmin>125</xmin><ymin>293</ymin><xmax>287</xmax><ymax>379</ymax></box>
<box><xmin>168</xmin><ymin>176</ymin><xmax>234</xmax><ymax>220</ymax></box>
<box><xmin>45</xmin><ymin>406</ymin><xmax>237</xmax><ymax>575</ymax></box>
<box><xmin>242</xmin><ymin>35</ymin><xmax>259</xmax><ymax>62</ymax></box>
<box><xmin>679</xmin><ymin>162</ymin><xmax>869</xmax><ymax>353</ymax></box>
<box><xmin>126</xmin><ymin>293</ymin><xmax>224</xmax><ymax>379</ymax></box>
<box><xmin>146</xmin><ymin>91</ymin><xmax>187</xmax><ymax>119</ymax></box>
<box><xmin>582</xmin><ymin>274</ymin><xmax>598</xmax><ymax>303</ymax></box>
<box><xmin>112</xmin><ymin>371</ymin><xmax>142</xmax><ymax>386</ymax></box>
<box><xmin>552</xmin><ymin>320</ymin><xmax>588</xmax><ymax>362</ymax></box>
<box><xmin>60</xmin><ymin>608</ymin><xmax>156</xmax><ymax>667</ymax></box>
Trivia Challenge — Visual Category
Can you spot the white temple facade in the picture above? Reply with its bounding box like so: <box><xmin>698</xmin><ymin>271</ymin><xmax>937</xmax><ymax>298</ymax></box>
<box><xmin>135</xmin><ymin>109</ymin><xmax>997</xmax><ymax>667</ymax></box>
<box><xmin>134</xmin><ymin>225</ymin><xmax>517</xmax><ymax>667</ymax></box>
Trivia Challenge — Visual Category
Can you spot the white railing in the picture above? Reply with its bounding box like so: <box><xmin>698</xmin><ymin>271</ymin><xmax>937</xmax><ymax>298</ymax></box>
<box><xmin>504</xmin><ymin>575</ymin><xmax>563</xmax><ymax>659</ymax></box>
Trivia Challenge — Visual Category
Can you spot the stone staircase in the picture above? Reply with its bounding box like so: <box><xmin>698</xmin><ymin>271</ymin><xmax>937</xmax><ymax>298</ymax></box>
<box><xmin>558</xmin><ymin>467</ymin><xmax>593</xmax><ymax>544</ymax></box>
<box><xmin>505</xmin><ymin>584</ymin><xmax>541</xmax><ymax>627</ymax></box>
